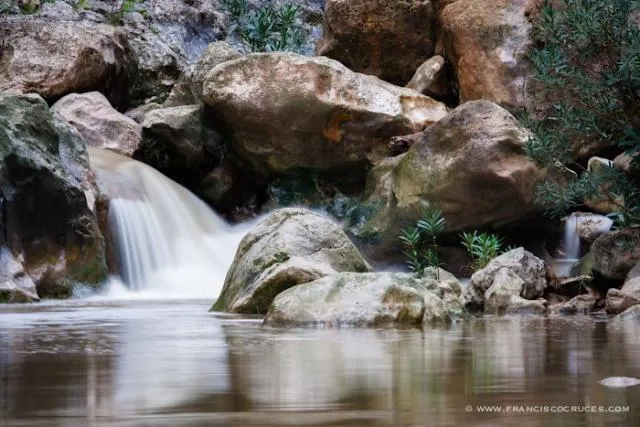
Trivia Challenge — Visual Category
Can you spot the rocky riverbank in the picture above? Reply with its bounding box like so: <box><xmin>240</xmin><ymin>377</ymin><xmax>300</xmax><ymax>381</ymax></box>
<box><xmin>1</xmin><ymin>0</ymin><xmax>639</xmax><ymax>323</ymax></box>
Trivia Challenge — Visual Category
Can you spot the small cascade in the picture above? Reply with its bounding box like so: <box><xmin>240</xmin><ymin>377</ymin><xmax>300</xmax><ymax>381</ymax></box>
<box><xmin>87</xmin><ymin>147</ymin><xmax>251</xmax><ymax>298</ymax></box>
<box><xmin>552</xmin><ymin>213</ymin><xmax>613</xmax><ymax>277</ymax></box>
<box><xmin>553</xmin><ymin>213</ymin><xmax>581</xmax><ymax>277</ymax></box>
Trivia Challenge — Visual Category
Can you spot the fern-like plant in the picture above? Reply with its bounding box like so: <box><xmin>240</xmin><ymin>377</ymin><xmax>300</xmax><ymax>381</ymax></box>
<box><xmin>461</xmin><ymin>231</ymin><xmax>506</xmax><ymax>271</ymax></box>
<box><xmin>221</xmin><ymin>1</ymin><xmax>306</xmax><ymax>53</ymax></box>
<box><xmin>399</xmin><ymin>210</ymin><xmax>446</xmax><ymax>278</ymax></box>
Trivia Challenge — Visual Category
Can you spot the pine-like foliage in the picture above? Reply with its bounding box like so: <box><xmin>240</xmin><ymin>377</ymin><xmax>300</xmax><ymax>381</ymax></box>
<box><xmin>523</xmin><ymin>0</ymin><xmax>640</xmax><ymax>225</ymax></box>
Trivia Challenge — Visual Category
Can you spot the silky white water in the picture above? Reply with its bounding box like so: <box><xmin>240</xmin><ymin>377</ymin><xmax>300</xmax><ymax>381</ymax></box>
<box><xmin>87</xmin><ymin>147</ymin><xmax>253</xmax><ymax>299</ymax></box>
<box><xmin>553</xmin><ymin>213</ymin><xmax>613</xmax><ymax>277</ymax></box>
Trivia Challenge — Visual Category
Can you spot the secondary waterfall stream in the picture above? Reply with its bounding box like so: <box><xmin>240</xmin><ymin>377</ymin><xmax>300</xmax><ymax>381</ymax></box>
<box><xmin>87</xmin><ymin>147</ymin><xmax>251</xmax><ymax>299</ymax></box>
<box><xmin>553</xmin><ymin>213</ymin><xmax>613</xmax><ymax>277</ymax></box>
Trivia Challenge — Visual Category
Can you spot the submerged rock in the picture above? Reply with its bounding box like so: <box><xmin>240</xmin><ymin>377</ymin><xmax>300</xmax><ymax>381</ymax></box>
<box><xmin>462</xmin><ymin>248</ymin><xmax>547</xmax><ymax>314</ymax></box>
<box><xmin>265</xmin><ymin>272</ymin><xmax>459</xmax><ymax>327</ymax></box>
<box><xmin>359</xmin><ymin>101</ymin><xmax>544</xmax><ymax>258</ymax></box>
<box><xmin>202</xmin><ymin>52</ymin><xmax>448</xmax><ymax>175</ymax></box>
<box><xmin>549</xmin><ymin>294</ymin><xmax>598</xmax><ymax>316</ymax></box>
<box><xmin>598</xmin><ymin>377</ymin><xmax>640</xmax><ymax>388</ymax></box>
<box><xmin>440</xmin><ymin>0</ymin><xmax>532</xmax><ymax>109</ymax></box>
<box><xmin>0</xmin><ymin>93</ymin><xmax>108</xmax><ymax>299</ymax></box>
<box><xmin>317</xmin><ymin>0</ymin><xmax>436</xmax><ymax>85</ymax></box>
<box><xmin>52</xmin><ymin>92</ymin><xmax>142</xmax><ymax>157</ymax></box>
<box><xmin>212</xmin><ymin>208</ymin><xmax>371</xmax><ymax>314</ymax></box>
<box><xmin>0</xmin><ymin>19</ymin><xmax>129</xmax><ymax>108</ymax></box>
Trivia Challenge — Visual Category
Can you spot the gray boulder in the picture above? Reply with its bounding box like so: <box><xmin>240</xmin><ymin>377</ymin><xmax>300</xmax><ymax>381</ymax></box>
<box><xmin>0</xmin><ymin>19</ymin><xmax>129</xmax><ymax>108</ymax></box>
<box><xmin>483</xmin><ymin>267</ymin><xmax>547</xmax><ymax>316</ymax></box>
<box><xmin>462</xmin><ymin>248</ymin><xmax>547</xmax><ymax>313</ymax></box>
<box><xmin>52</xmin><ymin>92</ymin><xmax>142</xmax><ymax>157</ymax></box>
<box><xmin>264</xmin><ymin>272</ymin><xmax>459</xmax><ymax>327</ymax></box>
<box><xmin>212</xmin><ymin>208</ymin><xmax>371</xmax><ymax>314</ymax></box>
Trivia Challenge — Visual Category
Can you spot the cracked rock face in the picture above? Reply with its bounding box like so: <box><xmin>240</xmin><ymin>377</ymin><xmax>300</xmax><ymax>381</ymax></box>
<box><xmin>0</xmin><ymin>93</ymin><xmax>108</xmax><ymax>298</ymax></box>
<box><xmin>212</xmin><ymin>208</ymin><xmax>371</xmax><ymax>314</ymax></box>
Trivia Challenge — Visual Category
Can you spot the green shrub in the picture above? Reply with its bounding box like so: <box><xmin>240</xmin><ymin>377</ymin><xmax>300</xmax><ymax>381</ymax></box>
<box><xmin>399</xmin><ymin>210</ymin><xmax>446</xmax><ymax>278</ymax></box>
<box><xmin>522</xmin><ymin>0</ymin><xmax>640</xmax><ymax>226</ymax></box>
<box><xmin>460</xmin><ymin>231</ymin><xmax>507</xmax><ymax>271</ymax></box>
<box><xmin>73</xmin><ymin>0</ymin><xmax>87</xmax><ymax>11</ymax></box>
<box><xmin>221</xmin><ymin>0</ymin><xmax>306</xmax><ymax>53</ymax></box>
<box><xmin>107</xmin><ymin>0</ymin><xmax>145</xmax><ymax>25</ymax></box>
<box><xmin>0</xmin><ymin>0</ymin><xmax>14</xmax><ymax>14</ymax></box>
<box><xmin>220</xmin><ymin>0</ymin><xmax>248</xmax><ymax>22</ymax></box>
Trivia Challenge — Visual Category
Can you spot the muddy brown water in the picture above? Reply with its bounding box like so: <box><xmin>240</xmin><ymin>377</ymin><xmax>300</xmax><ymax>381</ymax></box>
<box><xmin>1</xmin><ymin>299</ymin><xmax>639</xmax><ymax>426</ymax></box>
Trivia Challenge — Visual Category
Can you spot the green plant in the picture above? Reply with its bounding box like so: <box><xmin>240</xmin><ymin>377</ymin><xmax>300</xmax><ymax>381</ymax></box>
<box><xmin>0</xmin><ymin>0</ymin><xmax>14</xmax><ymax>14</ymax></box>
<box><xmin>522</xmin><ymin>0</ymin><xmax>640</xmax><ymax>226</ymax></box>
<box><xmin>220</xmin><ymin>0</ymin><xmax>248</xmax><ymax>22</ymax></box>
<box><xmin>20</xmin><ymin>0</ymin><xmax>38</xmax><ymax>14</ymax></box>
<box><xmin>399</xmin><ymin>210</ymin><xmax>446</xmax><ymax>278</ymax></box>
<box><xmin>221</xmin><ymin>1</ymin><xmax>306</xmax><ymax>53</ymax></box>
<box><xmin>107</xmin><ymin>0</ymin><xmax>145</xmax><ymax>25</ymax></box>
<box><xmin>461</xmin><ymin>231</ymin><xmax>505</xmax><ymax>271</ymax></box>
<box><xmin>73</xmin><ymin>0</ymin><xmax>87</xmax><ymax>11</ymax></box>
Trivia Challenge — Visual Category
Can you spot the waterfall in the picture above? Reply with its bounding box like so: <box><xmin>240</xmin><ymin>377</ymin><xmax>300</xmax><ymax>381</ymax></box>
<box><xmin>87</xmin><ymin>147</ymin><xmax>251</xmax><ymax>299</ymax></box>
<box><xmin>553</xmin><ymin>213</ymin><xmax>612</xmax><ymax>278</ymax></box>
<box><xmin>552</xmin><ymin>214</ymin><xmax>582</xmax><ymax>278</ymax></box>
<box><xmin>564</xmin><ymin>213</ymin><xmax>581</xmax><ymax>260</ymax></box>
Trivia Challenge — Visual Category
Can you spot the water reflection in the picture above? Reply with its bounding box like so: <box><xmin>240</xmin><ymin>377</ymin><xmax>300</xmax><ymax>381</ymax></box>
<box><xmin>0</xmin><ymin>301</ymin><xmax>639</xmax><ymax>426</ymax></box>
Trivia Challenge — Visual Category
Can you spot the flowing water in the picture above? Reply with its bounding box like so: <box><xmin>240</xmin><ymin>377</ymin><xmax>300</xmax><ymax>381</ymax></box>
<box><xmin>553</xmin><ymin>213</ymin><xmax>613</xmax><ymax>278</ymax></box>
<box><xmin>1</xmin><ymin>300</ymin><xmax>639</xmax><ymax>426</ymax></box>
<box><xmin>2</xmin><ymin>152</ymin><xmax>637</xmax><ymax>426</ymax></box>
<box><xmin>87</xmin><ymin>148</ymin><xmax>253</xmax><ymax>298</ymax></box>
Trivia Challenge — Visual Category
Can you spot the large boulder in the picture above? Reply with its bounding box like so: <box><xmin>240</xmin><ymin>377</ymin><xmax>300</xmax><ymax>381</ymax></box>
<box><xmin>592</xmin><ymin>228</ymin><xmax>640</xmax><ymax>282</ymax></box>
<box><xmin>0</xmin><ymin>94</ymin><xmax>108</xmax><ymax>299</ymax></box>
<box><xmin>202</xmin><ymin>52</ymin><xmax>448</xmax><ymax>175</ymax></box>
<box><xmin>0</xmin><ymin>19</ymin><xmax>129</xmax><ymax>108</ymax></box>
<box><xmin>0</xmin><ymin>249</ymin><xmax>39</xmax><ymax>303</ymax></box>
<box><xmin>462</xmin><ymin>248</ymin><xmax>547</xmax><ymax>313</ymax></box>
<box><xmin>51</xmin><ymin>92</ymin><xmax>142</xmax><ymax>157</ymax></box>
<box><xmin>164</xmin><ymin>41</ymin><xmax>242</xmax><ymax>107</ymax></box>
<box><xmin>356</xmin><ymin>101</ymin><xmax>544</xmax><ymax>254</ymax></box>
<box><xmin>440</xmin><ymin>0</ymin><xmax>533</xmax><ymax>109</ymax></box>
<box><xmin>317</xmin><ymin>0</ymin><xmax>436</xmax><ymax>85</ymax></box>
<box><xmin>212</xmin><ymin>208</ymin><xmax>371</xmax><ymax>314</ymax></box>
<box><xmin>264</xmin><ymin>272</ymin><xmax>459</xmax><ymax>327</ymax></box>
